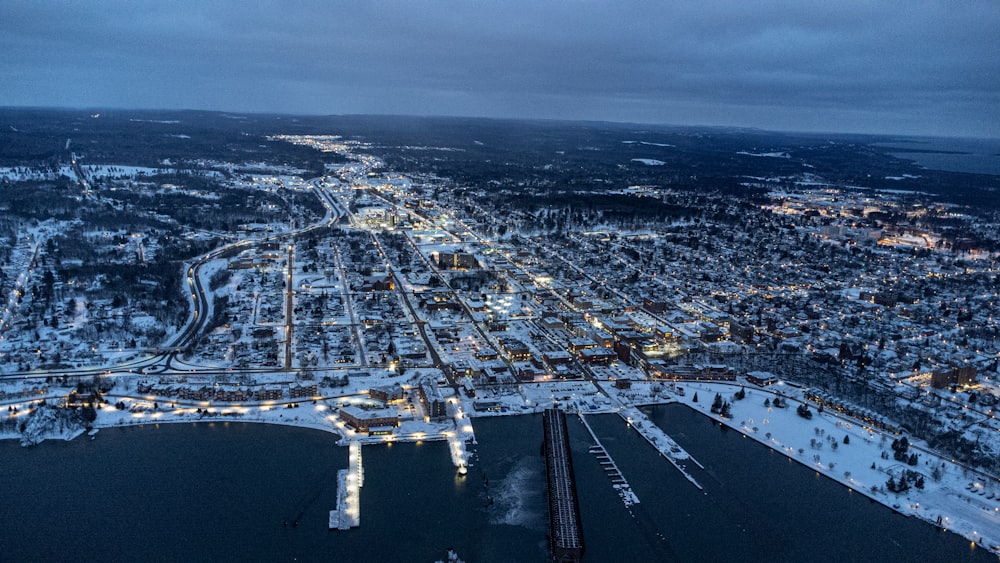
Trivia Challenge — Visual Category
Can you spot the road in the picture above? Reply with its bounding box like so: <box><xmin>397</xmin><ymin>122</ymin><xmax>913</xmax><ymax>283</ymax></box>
<box><xmin>285</xmin><ymin>244</ymin><xmax>295</xmax><ymax>370</ymax></box>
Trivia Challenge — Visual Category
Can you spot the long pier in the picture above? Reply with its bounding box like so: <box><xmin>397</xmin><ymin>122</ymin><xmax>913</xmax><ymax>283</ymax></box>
<box><xmin>619</xmin><ymin>406</ymin><xmax>704</xmax><ymax>491</ymax></box>
<box><xmin>542</xmin><ymin>408</ymin><xmax>584</xmax><ymax>563</ymax></box>
<box><xmin>330</xmin><ymin>442</ymin><xmax>363</xmax><ymax>530</ymax></box>
<box><xmin>578</xmin><ymin>414</ymin><xmax>640</xmax><ymax>507</ymax></box>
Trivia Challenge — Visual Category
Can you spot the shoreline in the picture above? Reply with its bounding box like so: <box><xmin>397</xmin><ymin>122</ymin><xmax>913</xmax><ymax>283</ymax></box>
<box><xmin>4</xmin><ymin>384</ymin><xmax>999</xmax><ymax>556</ymax></box>
<box><xmin>632</xmin><ymin>381</ymin><xmax>1000</xmax><ymax>556</ymax></box>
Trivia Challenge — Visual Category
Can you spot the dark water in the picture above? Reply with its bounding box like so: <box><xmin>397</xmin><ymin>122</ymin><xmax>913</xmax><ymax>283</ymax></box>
<box><xmin>876</xmin><ymin>138</ymin><xmax>1000</xmax><ymax>175</ymax></box>
<box><xmin>631</xmin><ymin>405</ymin><xmax>997</xmax><ymax>562</ymax></box>
<box><xmin>0</xmin><ymin>411</ymin><xmax>995</xmax><ymax>562</ymax></box>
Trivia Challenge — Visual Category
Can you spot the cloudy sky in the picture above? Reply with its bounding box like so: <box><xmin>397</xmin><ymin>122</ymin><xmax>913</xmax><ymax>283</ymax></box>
<box><xmin>2</xmin><ymin>1</ymin><xmax>998</xmax><ymax>137</ymax></box>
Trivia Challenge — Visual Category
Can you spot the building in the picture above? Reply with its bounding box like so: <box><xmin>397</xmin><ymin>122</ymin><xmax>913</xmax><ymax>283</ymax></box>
<box><xmin>418</xmin><ymin>381</ymin><xmax>448</xmax><ymax>421</ymax></box>
<box><xmin>931</xmin><ymin>366</ymin><xmax>977</xmax><ymax>389</ymax></box>
<box><xmin>641</xmin><ymin>299</ymin><xmax>667</xmax><ymax>314</ymax></box>
<box><xmin>340</xmin><ymin>406</ymin><xmax>399</xmax><ymax>433</ymax></box>
<box><xmin>499</xmin><ymin>338</ymin><xmax>532</xmax><ymax>361</ymax></box>
<box><xmin>434</xmin><ymin>251</ymin><xmax>479</xmax><ymax>270</ymax></box>
<box><xmin>360</xmin><ymin>275</ymin><xmax>394</xmax><ymax>292</ymax></box>
<box><xmin>289</xmin><ymin>384</ymin><xmax>318</xmax><ymax>399</ymax></box>
<box><xmin>579</xmin><ymin>348</ymin><xmax>617</xmax><ymax>364</ymax></box>
<box><xmin>746</xmin><ymin>371</ymin><xmax>778</xmax><ymax>386</ymax></box>
<box><xmin>369</xmin><ymin>384</ymin><xmax>405</xmax><ymax>403</ymax></box>
<box><xmin>253</xmin><ymin>386</ymin><xmax>284</xmax><ymax>401</ymax></box>
<box><xmin>543</xmin><ymin>350</ymin><xmax>573</xmax><ymax>365</ymax></box>
<box><xmin>729</xmin><ymin>321</ymin><xmax>754</xmax><ymax>343</ymax></box>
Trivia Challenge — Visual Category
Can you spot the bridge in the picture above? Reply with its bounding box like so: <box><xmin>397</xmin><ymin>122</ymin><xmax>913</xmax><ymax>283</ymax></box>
<box><xmin>542</xmin><ymin>408</ymin><xmax>584</xmax><ymax>562</ymax></box>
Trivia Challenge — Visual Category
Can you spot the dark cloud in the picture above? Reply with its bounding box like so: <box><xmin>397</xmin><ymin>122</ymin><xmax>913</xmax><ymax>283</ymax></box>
<box><xmin>2</xmin><ymin>0</ymin><xmax>998</xmax><ymax>137</ymax></box>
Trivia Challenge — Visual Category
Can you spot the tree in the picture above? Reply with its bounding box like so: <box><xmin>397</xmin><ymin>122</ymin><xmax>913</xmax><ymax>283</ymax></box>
<box><xmin>931</xmin><ymin>465</ymin><xmax>943</xmax><ymax>482</ymax></box>
<box><xmin>843</xmin><ymin>434</ymin><xmax>850</xmax><ymax>445</ymax></box>
<box><xmin>711</xmin><ymin>393</ymin><xmax>724</xmax><ymax>414</ymax></box>
<box><xmin>720</xmin><ymin>401</ymin><xmax>732</xmax><ymax>418</ymax></box>
<box><xmin>764</xmin><ymin>398</ymin><xmax>771</xmax><ymax>407</ymax></box>
<box><xmin>897</xmin><ymin>478</ymin><xmax>909</xmax><ymax>492</ymax></box>
<box><xmin>692</xmin><ymin>392</ymin><xmax>698</xmax><ymax>403</ymax></box>
<box><xmin>80</xmin><ymin>405</ymin><xmax>97</xmax><ymax>423</ymax></box>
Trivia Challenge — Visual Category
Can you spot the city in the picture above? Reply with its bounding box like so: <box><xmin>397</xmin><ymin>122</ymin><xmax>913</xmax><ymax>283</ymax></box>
<box><xmin>0</xmin><ymin>111</ymin><xmax>998</xmax><ymax>560</ymax></box>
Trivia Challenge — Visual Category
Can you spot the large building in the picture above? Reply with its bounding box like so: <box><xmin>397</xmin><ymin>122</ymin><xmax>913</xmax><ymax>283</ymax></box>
<box><xmin>931</xmin><ymin>366</ymin><xmax>977</xmax><ymax>389</ymax></box>
<box><xmin>418</xmin><ymin>381</ymin><xmax>448</xmax><ymax>421</ymax></box>
<box><xmin>434</xmin><ymin>251</ymin><xmax>479</xmax><ymax>270</ymax></box>
<box><xmin>339</xmin><ymin>406</ymin><xmax>399</xmax><ymax>433</ymax></box>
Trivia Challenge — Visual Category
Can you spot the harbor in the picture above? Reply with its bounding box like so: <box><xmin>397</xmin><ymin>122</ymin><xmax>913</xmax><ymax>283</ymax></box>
<box><xmin>0</xmin><ymin>415</ymin><xmax>993</xmax><ymax>562</ymax></box>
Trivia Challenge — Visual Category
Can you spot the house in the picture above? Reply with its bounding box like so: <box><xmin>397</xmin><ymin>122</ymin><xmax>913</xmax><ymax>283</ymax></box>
<box><xmin>746</xmin><ymin>371</ymin><xmax>778</xmax><ymax>386</ymax></box>
<box><xmin>360</xmin><ymin>275</ymin><xmax>394</xmax><ymax>292</ymax></box>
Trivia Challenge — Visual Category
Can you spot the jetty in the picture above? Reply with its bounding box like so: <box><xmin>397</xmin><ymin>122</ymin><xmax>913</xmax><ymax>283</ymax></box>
<box><xmin>330</xmin><ymin>441</ymin><xmax>363</xmax><ymax>530</ymax></box>
<box><xmin>619</xmin><ymin>406</ymin><xmax>704</xmax><ymax>491</ymax></box>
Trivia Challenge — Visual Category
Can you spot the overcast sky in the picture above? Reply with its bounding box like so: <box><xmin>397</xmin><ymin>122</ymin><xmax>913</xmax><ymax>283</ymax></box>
<box><xmin>2</xmin><ymin>1</ymin><xmax>998</xmax><ymax>137</ymax></box>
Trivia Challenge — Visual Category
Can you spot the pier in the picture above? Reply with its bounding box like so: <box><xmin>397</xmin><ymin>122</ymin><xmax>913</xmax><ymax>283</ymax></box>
<box><xmin>542</xmin><ymin>408</ymin><xmax>584</xmax><ymax>563</ymax></box>
<box><xmin>619</xmin><ymin>406</ymin><xmax>704</xmax><ymax>491</ymax></box>
<box><xmin>330</xmin><ymin>442</ymin><xmax>363</xmax><ymax>530</ymax></box>
<box><xmin>578</xmin><ymin>414</ymin><xmax>640</xmax><ymax>507</ymax></box>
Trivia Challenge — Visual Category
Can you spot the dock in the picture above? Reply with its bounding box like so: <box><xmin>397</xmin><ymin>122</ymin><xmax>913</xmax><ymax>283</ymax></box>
<box><xmin>329</xmin><ymin>441</ymin><xmax>363</xmax><ymax>530</ymax></box>
<box><xmin>619</xmin><ymin>406</ymin><xmax>704</xmax><ymax>491</ymax></box>
<box><xmin>578</xmin><ymin>413</ymin><xmax>640</xmax><ymax>507</ymax></box>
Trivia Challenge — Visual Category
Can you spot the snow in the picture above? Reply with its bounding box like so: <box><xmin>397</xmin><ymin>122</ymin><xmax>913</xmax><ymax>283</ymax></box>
<box><xmin>0</xmin><ymin>165</ymin><xmax>77</xmax><ymax>182</ymax></box>
<box><xmin>82</xmin><ymin>165</ymin><xmax>165</xmax><ymax>179</ymax></box>
<box><xmin>622</xmin><ymin>140</ymin><xmax>675</xmax><ymax>148</ymax></box>
<box><xmin>630</xmin><ymin>159</ymin><xmax>665</xmax><ymax>166</ymax></box>
<box><xmin>622</xmin><ymin>381</ymin><xmax>1000</xmax><ymax>554</ymax></box>
<box><xmin>737</xmin><ymin>151</ymin><xmax>791</xmax><ymax>158</ymax></box>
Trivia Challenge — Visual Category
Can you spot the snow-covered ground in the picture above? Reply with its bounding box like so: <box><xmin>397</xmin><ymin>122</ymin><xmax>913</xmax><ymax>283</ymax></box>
<box><xmin>737</xmin><ymin>151</ymin><xmax>791</xmax><ymax>158</ymax></box>
<box><xmin>608</xmin><ymin>381</ymin><xmax>1000</xmax><ymax>555</ymax></box>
